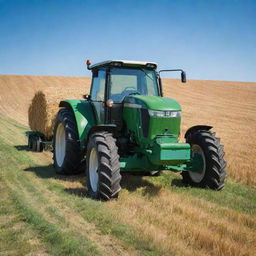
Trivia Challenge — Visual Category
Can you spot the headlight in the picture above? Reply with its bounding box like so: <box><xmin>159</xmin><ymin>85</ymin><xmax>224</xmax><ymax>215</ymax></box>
<box><xmin>148</xmin><ymin>110</ymin><xmax>181</xmax><ymax>118</ymax></box>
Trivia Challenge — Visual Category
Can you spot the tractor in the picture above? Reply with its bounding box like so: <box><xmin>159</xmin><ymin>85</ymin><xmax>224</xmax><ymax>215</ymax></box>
<box><xmin>32</xmin><ymin>60</ymin><xmax>227</xmax><ymax>200</ymax></box>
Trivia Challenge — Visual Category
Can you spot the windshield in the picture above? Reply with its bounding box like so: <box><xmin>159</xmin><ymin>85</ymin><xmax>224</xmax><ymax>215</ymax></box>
<box><xmin>110</xmin><ymin>68</ymin><xmax>159</xmax><ymax>103</ymax></box>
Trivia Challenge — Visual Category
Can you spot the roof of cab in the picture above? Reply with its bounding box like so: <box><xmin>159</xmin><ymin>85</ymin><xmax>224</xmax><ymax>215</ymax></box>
<box><xmin>89</xmin><ymin>60</ymin><xmax>158</xmax><ymax>70</ymax></box>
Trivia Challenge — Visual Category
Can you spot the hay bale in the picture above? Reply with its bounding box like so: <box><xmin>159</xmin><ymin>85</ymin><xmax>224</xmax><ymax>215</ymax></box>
<box><xmin>28</xmin><ymin>87</ymin><xmax>84</xmax><ymax>139</ymax></box>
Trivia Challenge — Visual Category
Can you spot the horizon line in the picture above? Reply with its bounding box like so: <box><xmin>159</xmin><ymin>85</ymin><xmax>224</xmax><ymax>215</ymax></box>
<box><xmin>0</xmin><ymin>73</ymin><xmax>255</xmax><ymax>84</ymax></box>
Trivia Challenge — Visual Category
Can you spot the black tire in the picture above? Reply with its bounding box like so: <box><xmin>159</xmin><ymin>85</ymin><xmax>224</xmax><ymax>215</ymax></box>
<box><xmin>29</xmin><ymin>135</ymin><xmax>43</xmax><ymax>152</ymax></box>
<box><xmin>182</xmin><ymin>130</ymin><xmax>227</xmax><ymax>190</ymax></box>
<box><xmin>86</xmin><ymin>131</ymin><xmax>121</xmax><ymax>200</ymax></box>
<box><xmin>31</xmin><ymin>137</ymin><xmax>37</xmax><ymax>152</ymax></box>
<box><xmin>53</xmin><ymin>108</ymin><xmax>83</xmax><ymax>175</ymax></box>
<box><xmin>28</xmin><ymin>135</ymin><xmax>33</xmax><ymax>150</ymax></box>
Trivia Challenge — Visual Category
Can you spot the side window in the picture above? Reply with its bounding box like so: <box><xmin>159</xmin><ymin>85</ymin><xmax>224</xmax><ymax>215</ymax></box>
<box><xmin>145</xmin><ymin>72</ymin><xmax>158</xmax><ymax>96</ymax></box>
<box><xmin>91</xmin><ymin>70</ymin><xmax>106</xmax><ymax>101</ymax></box>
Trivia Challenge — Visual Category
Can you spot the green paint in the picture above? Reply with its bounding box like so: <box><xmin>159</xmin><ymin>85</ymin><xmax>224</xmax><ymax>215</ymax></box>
<box><xmin>123</xmin><ymin>95</ymin><xmax>181</xmax><ymax>146</ymax></box>
<box><xmin>120</xmin><ymin>155</ymin><xmax>160</xmax><ymax>172</ymax></box>
<box><xmin>126</xmin><ymin>95</ymin><xmax>181</xmax><ymax>111</ymax></box>
<box><xmin>119</xmin><ymin>140</ymin><xmax>190</xmax><ymax>172</ymax></box>
<box><xmin>61</xmin><ymin>100</ymin><xmax>96</xmax><ymax>148</ymax></box>
<box><xmin>149</xmin><ymin>116</ymin><xmax>180</xmax><ymax>141</ymax></box>
<box><xmin>150</xmin><ymin>141</ymin><xmax>190</xmax><ymax>165</ymax></box>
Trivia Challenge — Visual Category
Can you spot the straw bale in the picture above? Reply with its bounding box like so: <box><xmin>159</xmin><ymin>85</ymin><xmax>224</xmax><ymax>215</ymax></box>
<box><xmin>28</xmin><ymin>87</ymin><xmax>84</xmax><ymax>139</ymax></box>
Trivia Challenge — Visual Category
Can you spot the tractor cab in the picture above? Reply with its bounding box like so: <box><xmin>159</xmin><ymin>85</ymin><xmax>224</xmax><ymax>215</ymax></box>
<box><xmin>86</xmin><ymin>60</ymin><xmax>161</xmax><ymax>129</ymax></box>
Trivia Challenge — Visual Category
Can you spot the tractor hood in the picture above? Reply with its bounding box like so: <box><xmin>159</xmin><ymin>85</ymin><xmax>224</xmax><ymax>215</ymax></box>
<box><xmin>123</xmin><ymin>95</ymin><xmax>181</xmax><ymax>111</ymax></box>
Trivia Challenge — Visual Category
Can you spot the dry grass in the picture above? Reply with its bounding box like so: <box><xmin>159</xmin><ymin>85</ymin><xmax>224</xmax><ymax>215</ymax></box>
<box><xmin>1</xmin><ymin>113</ymin><xmax>256</xmax><ymax>256</ymax></box>
<box><xmin>107</xmin><ymin>183</ymin><xmax>256</xmax><ymax>256</ymax></box>
<box><xmin>164</xmin><ymin>79</ymin><xmax>256</xmax><ymax>186</ymax></box>
<box><xmin>0</xmin><ymin>74</ymin><xmax>255</xmax><ymax>186</ymax></box>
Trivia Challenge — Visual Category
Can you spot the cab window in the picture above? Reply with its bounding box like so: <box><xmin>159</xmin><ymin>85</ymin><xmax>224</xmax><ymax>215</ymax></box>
<box><xmin>90</xmin><ymin>70</ymin><xmax>106</xmax><ymax>101</ymax></box>
<box><xmin>110</xmin><ymin>68</ymin><xmax>159</xmax><ymax>103</ymax></box>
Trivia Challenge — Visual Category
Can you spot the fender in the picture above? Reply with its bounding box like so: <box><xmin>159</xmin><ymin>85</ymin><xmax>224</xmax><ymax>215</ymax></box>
<box><xmin>59</xmin><ymin>100</ymin><xmax>96</xmax><ymax>149</ymax></box>
<box><xmin>184</xmin><ymin>125</ymin><xmax>213</xmax><ymax>139</ymax></box>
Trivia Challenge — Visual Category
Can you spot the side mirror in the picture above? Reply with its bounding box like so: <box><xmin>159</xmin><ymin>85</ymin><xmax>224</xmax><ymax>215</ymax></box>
<box><xmin>181</xmin><ymin>71</ymin><xmax>186</xmax><ymax>83</ymax></box>
<box><xmin>83</xmin><ymin>94</ymin><xmax>91</xmax><ymax>100</ymax></box>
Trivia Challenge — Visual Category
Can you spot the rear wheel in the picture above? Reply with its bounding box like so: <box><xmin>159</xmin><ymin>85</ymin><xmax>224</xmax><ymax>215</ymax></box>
<box><xmin>53</xmin><ymin>108</ymin><xmax>82</xmax><ymax>175</ymax></box>
<box><xmin>182</xmin><ymin>130</ymin><xmax>227</xmax><ymax>190</ymax></box>
<box><xmin>86</xmin><ymin>131</ymin><xmax>121</xmax><ymax>200</ymax></box>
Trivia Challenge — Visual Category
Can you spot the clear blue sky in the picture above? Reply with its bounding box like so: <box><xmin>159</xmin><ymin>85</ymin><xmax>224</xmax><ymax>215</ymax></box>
<box><xmin>0</xmin><ymin>0</ymin><xmax>255</xmax><ymax>81</ymax></box>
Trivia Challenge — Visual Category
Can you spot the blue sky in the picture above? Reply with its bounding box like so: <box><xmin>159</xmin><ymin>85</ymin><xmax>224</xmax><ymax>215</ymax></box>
<box><xmin>0</xmin><ymin>0</ymin><xmax>255</xmax><ymax>81</ymax></box>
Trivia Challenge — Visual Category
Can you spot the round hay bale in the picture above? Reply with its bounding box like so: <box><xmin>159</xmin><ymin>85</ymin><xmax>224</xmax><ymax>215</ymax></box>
<box><xmin>28</xmin><ymin>87</ymin><xmax>84</xmax><ymax>139</ymax></box>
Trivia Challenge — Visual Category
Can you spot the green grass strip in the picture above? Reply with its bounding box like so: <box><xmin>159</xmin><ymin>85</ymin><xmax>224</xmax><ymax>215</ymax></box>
<box><xmin>8</xmin><ymin>188</ymin><xmax>101</xmax><ymax>256</ymax></box>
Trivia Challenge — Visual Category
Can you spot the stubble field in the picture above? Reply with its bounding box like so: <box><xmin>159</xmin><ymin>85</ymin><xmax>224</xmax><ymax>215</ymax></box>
<box><xmin>0</xmin><ymin>74</ymin><xmax>255</xmax><ymax>255</ymax></box>
<box><xmin>1</xmin><ymin>75</ymin><xmax>255</xmax><ymax>185</ymax></box>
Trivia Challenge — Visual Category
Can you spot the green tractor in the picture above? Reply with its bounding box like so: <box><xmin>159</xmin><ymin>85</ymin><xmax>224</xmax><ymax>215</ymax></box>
<box><xmin>52</xmin><ymin>60</ymin><xmax>226</xmax><ymax>200</ymax></box>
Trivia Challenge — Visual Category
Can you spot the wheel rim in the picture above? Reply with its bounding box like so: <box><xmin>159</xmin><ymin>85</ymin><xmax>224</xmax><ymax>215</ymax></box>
<box><xmin>89</xmin><ymin>148</ymin><xmax>99</xmax><ymax>192</ymax></box>
<box><xmin>188</xmin><ymin>144</ymin><xmax>206</xmax><ymax>183</ymax></box>
<box><xmin>55</xmin><ymin>123</ymin><xmax>66</xmax><ymax>167</ymax></box>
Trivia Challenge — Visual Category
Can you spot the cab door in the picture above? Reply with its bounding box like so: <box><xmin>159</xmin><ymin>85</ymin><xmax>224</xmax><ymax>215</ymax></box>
<box><xmin>90</xmin><ymin>69</ymin><xmax>106</xmax><ymax>124</ymax></box>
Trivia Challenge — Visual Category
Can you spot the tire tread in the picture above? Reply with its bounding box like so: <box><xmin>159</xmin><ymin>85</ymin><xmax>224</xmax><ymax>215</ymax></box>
<box><xmin>86</xmin><ymin>131</ymin><xmax>121</xmax><ymax>201</ymax></box>
<box><xmin>182</xmin><ymin>130</ymin><xmax>226</xmax><ymax>190</ymax></box>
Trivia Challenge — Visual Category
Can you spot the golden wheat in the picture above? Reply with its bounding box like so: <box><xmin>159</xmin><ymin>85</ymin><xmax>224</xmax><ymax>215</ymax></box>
<box><xmin>0</xmin><ymin>75</ymin><xmax>255</xmax><ymax>185</ymax></box>
<box><xmin>164</xmin><ymin>79</ymin><xmax>256</xmax><ymax>186</ymax></box>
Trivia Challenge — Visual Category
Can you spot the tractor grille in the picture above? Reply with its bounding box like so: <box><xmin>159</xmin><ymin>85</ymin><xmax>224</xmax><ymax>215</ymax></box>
<box><xmin>140</xmin><ymin>108</ymin><xmax>150</xmax><ymax>138</ymax></box>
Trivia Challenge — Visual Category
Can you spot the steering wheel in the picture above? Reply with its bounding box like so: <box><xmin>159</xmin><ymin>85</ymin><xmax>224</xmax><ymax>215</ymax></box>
<box><xmin>122</xmin><ymin>86</ymin><xmax>141</xmax><ymax>95</ymax></box>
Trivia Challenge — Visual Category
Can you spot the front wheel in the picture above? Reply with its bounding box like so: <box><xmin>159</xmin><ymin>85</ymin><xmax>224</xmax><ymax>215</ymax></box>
<box><xmin>182</xmin><ymin>130</ymin><xmax>227</xmax><ymax>190</ymax></box>
<box><xmin>86</xmin><ymin>132</ymin><xmax>121</xmax><ymax>200</ymax></box>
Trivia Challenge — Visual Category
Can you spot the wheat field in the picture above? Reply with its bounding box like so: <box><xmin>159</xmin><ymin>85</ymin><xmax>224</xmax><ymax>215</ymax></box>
<box><xmin>0</xmin><ymin>74</ymin><xmax>255</xmax><ymax>186</ymax></box>
<box><xmin>0</xmin><ymin>74</ymin><xmax>255</xmax><ymax>255</ymax></box>
<box><xmin>165</xmin><ymin>79</ymin><xmax>256</xmax><ymax>186</ymax></box>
